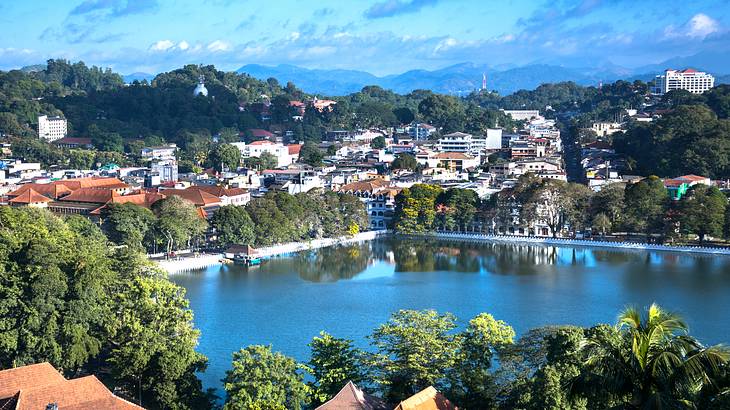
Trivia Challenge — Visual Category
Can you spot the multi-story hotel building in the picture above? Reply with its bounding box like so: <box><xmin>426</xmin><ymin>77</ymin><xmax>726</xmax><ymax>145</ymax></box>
<box><xmin>652</xmin><ymin>69</ymin><xmax>715</xmax><ymax>95</ymax></box>
<box><xmin>37</xmin><ymin>115</ymin><xmax>68</xmax><ymax>142</ymax></box>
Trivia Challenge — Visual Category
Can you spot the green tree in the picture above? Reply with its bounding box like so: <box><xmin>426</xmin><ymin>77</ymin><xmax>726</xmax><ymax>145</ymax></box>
<box><xmin>392</xmin><ymin>154</ymin><xmax>419</xmax><ymax>172</ymax></box>
<box><xmin>307</xmin><ymin>332</ymin><xmax>367</xmax><ymax>405</ymax></box>
<box><xmin>592</xmin><ymin>213</ymin><xmax>612</xmax><ymax>236</ymax></box>
<box><xmin>418</xmin><ymin>94</ymin><xmax>466</xmax><ymax>133</ymax></box>
<box><xmin>623</xmin><ymin>176</ymin><xmax>668</xmax><ymax>236</ymax></box>
<box><xmin>370</xmin><ymin>136</ymin><xmax>386</xmax><ymax>149</ymax></box>
<box><xmin>102</xmin><ymin>202</ymin><xmax>157</xmax><ymax>251</ymax></box>
<box><xmin>223</xmin><ymin>345</ymin><xmax>309</xmax><ymax>410</ymax></box>
<box><xmin>393</xmin><ymin>184</ymin><xmax>443</xmax><ymax>233</ymax></box>
<box><xmin>573</xmin><ymin>304</ymin><xmax>730</xmax><ymax>408</ymax></box>
<box><xmin>679</xmin><ymin>185</ymin><xmax>727</xmax><ymax>243</ymax></box>
<box><xmin>152</xmin><ymin>196</ymin><xmax>208</xmax><ymax>253</ymax></box>
<box><xmin>209</xmin><ymin>143</ymin><xmax>241</xmax><ymax>172</ymax></box>
<box><xmin>450</xmin><ymin>313</ymin><xmax>515</xmax><ymax>409</ymax></box>
<box><xmin>109</xmin><ymin>275</ymin><xmax>213</xmax><ymax>410</ymax></box>
<box><xmin>211</xmin><ymin>205</ymin><xmax>256</xmax><ymax>246</ymax></box>
<box><xmin>369</xmin><ymin>309</ymin><xmax>460</xmax><ymax>402</ymax></box>
<box><xmin>298</xmin><ymin>142</ymin><xmax>324</xmax><ymax>166</ymax></box>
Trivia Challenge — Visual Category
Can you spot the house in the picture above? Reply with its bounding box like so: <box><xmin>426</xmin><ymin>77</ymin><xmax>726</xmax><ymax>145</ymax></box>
<box><xmin>247</xmin><ymin>129</ymin><xmax>276</xmax><ymax>140</ymax></box>
<box><xmin>426</xmin><ymin>152</ymin><xmax>480</xmax><ymax>172</ymax></box>
<box><xmin>591</xmin><ymin>122</ymin><xmax>623</xmax><ymax>137</ymax></box>
<box><xmin>52</xmin><ymin>137</ymin><xmax>93</xmax><ymax>149</ymax></box>
<box><xmin>408</xmin><ymin>123</ymin><xmax>436</xmax><ymax>140</ymax></box>
<box><xmin>261</xmin><ymin>169</ymin><xmax>322</xmax><ymax>194</ymax></box>
<box><xmin>394</xmin><ymin>386</ymin><xmax>457</xmax><ymax>410</ymax></box>
<box><xmin>316</xmin><ymin>381</ymin><xmax>389</xmax><ymax>410</ymax></box>
<box><xmin>664</xmin><ymin>174</ymin><xmax>712</xmax><ymax>200</ymax></box>
<box><xmin>339</xmin><ymin>178</ymin><xmax>400</xmax><ymax>230</ymax></box>
<box><xmin>0</xmin><ymin>362</ymin><xmax>144</xmax><ymax>410</ymax></box>
<box><xmin>231</xmin><ymin>140</ymin><xmax>293</xmax><ymax>168</ymax></box>
<box><xmin>188</xmin><ymin>185</ymin><xmax>250</xmax><ymax>206</ymax></box>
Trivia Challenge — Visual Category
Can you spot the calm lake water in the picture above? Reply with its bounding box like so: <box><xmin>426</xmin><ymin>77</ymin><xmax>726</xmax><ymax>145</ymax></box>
<box><xmin>170</xmin><ymin>238</ymin><xmax>730</xmax><ymax>392</ymax></box>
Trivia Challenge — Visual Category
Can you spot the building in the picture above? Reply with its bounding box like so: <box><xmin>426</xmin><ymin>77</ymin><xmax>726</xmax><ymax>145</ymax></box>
<box><xmin>193</xmin><ymin>75</ymin><xmax>208</xmax><ymax>97</ymax></box>
<box><xmin>652</xmin><ymin>69</ymin><xmax>715</xmax><ymax>95</ymax></box>
<box><xmin>501</xmin><ymin>109</ymin><xmax>543</xmax><ymax>122</ymax></box>
<box><xmin>53</xmin><ymin>137</ymin><xmax>93</xmax><ymax>149</ymax></box>
<box><xmin>591</xmin><ymin>122</ymin><xmax>623</xmax><ymax>137</ymax></box>
<box><xmin>150</xmin><ymin>158</ymin><xmax>178</xmax><ymax>183</ymax></box>
<box><xmin>663</xmin><ymin>174</ymin><xmax>712</xmax><ymax>200</ymax></box>
<box><xmin>315</xmin><ymin>381</ymin><xmax>389</xmax><ymax>410</ymax></box>
<box><xmin>0</xmin><ymin>362</ymin><xmax>144</xmax><ymax>409</ymax></box>
<box><xmin>231</xmin><ymin>140</ymin><xmax>293</xmax><ymax>168</ymax></box>
<box><xmin>141</xmin><ymin>144</ymin><xmax>177</xmax><ymax>159</ymax></box>
<box><xmin>37</xmin><ymin>115</ymin><xmax>67</xmax><ymax>142</ymax></box>
<box><xmin>339</xmin><ymin>178</ymin><xmax>400</xmax><ymax>230</ymax></box>
<box><xmin>438</xmin><ymin>131</ymin><xmax>500</xmax><ymax>156</ymax></box>
<box><xmin>408</xmin><ymin>123</ymin><xmax>437</xmax><ymax>140</ymax></box>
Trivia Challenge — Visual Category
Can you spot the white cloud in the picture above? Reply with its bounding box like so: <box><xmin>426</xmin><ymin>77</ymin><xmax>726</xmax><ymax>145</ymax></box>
<box><xmin>686</xmin><ymin>13</ymin><xmax>720</xmax><ymax>38</ymax></box>
<box><xmin>664</xmin><ymin>13</ymin><xmax>720</xmax><ymax>39</ymax></box>
<box><xmin>178</xmin><ymin>41</ymin><xmax>190</xmax><ymax>51</ymax></box>
<box><xmin>149</xmin><ymin>40</ymin><xmax>174</xmax><ymax>51</ymax></box>
<box><xmin>207</xmin><ymin>40</ymin><xmax>231</xmax><ymax>52</ymax></box>
<box><xmin>434</xmin><ymin>37</ymin><xmax>458</xmax><ymax>53</ymax></box>
<box><xmin>289</xmin><ymin>32</ymin><xmax>301</xmax><ymax>41</ymax></box>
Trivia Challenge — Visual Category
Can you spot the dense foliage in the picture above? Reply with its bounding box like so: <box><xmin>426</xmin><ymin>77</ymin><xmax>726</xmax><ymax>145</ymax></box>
<box><xmin>222</xmin><ymin>305</ymin><xmax>729</xmax><ymax>409</ymax></box>
<box><xmin>395</xmin><ymin>177</ymin><xmax>730</xmax><ymax>244</ymax></box>
<box><xmin>0</xmin><ymin>207</ymin><xmax>213</xmax><ymax>409</ymax></box>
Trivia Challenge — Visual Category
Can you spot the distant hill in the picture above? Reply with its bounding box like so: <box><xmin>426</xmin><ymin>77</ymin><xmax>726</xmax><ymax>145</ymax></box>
<box><xmin>123</xmin><ymin>72</ymin><xmax>156</xmax><ymax>84</ymax></box>
<box><xmin>238</xmin><ymin>51</ymin><xmax>730</xmax><ymax>96</ymax></box>
<box><xmin>239</xmin><ymin>63</ymin><xmax>635</xmax><ymax>96</ymax></box>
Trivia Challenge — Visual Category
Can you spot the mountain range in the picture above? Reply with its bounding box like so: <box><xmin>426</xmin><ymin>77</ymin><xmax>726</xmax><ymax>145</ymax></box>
<box><xmin>118</xmin><ymin>50</ymin><xmax>730</xmax><ymax>96</ymax></box>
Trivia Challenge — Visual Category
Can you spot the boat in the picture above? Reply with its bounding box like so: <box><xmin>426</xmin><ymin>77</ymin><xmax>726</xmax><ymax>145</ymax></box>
<box><xmin>233</xmin><ymin>254</ymin><xmax>262</xmax><ymax>266</ymax></box>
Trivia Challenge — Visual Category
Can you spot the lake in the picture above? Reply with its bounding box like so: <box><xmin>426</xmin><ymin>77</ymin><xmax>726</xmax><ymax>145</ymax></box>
<box><xmin>170</xmin><ymin>238</ymin><xmax>730</xmax><ymax>392</ymax></box>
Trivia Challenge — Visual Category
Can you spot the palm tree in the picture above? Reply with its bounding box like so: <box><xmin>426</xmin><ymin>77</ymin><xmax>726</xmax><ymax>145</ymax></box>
<box><xmin>572</xmin><ymin>303</ymin><xmax>730</xmax><ymax>409</ymax></box>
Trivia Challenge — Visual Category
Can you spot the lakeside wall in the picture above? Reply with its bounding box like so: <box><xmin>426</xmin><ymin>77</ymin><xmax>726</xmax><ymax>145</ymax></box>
<box><xmin>406</xmin><ymin>232</ymin><xmax>730</xmax><ymax>255</ymax></box>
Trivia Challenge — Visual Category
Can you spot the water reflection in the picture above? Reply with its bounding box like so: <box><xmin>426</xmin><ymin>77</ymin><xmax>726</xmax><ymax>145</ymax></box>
<box><xmin>260</xmin><ymin>239</ymin><xmax>730</xmax><ymax>285</ymax></box>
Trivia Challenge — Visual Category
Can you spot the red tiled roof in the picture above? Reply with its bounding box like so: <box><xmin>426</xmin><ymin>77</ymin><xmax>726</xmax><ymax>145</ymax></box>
<box><xmin>249</xmin><ymin>129</ymin><xmax>274</xmax><ymax>138</ymax></box>
<box><xmin>339</xmin><ymin>178</ymin><xmax>392</xmax><ymax>194</ymax></box>
<box><xmin>162</xmin><ymin>188</ymin><xmax>221</xmax><ymax>206</ymax></box>
<box><xmin>433</xmin><ymin>152</ymin><xmax>473</xmax><ymax>160</ymax></box>
<box><xmin>59</xmin><ymin>188</ymin><xmax>120</xmax><ymax>204</ymax></box>
<box><xmin>677</xmin><ymin>174</ymin><xmax>708</xmax><ymax>182</ymax></box>
<box><xmin>0</xmin><ymin>362</ymin><xmax>143</xmax><ymax>410</ymax></box>
<box><xmin>7</xmin><ymin>183</ymin><xmax>72</xmax><ymax>199</ymax></box>
<box><xmin>249</xmin><ymin>140</ymin><xmax>274</xmax><ymax>146</ymax></box>
<box><xmin>8</xmin><ymin>188</ymin><xmax>52</xmax><ymax>204</ymax></box>
<box><xmin>287</xmin><ymin>144</ymin><xmax>303</xmax><ymax>155</ymax></box>
<box><xmin>187</xmin><ymin>185</ymin><xmax>248</xmax><ymax>198</ymax></box>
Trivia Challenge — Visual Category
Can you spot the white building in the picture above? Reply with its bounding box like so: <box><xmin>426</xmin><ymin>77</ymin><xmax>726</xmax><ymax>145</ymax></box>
<box><xmin>591</xmin><ymin>122</ymin><xmax>623</xmax><ymax>137</ymax></box>
<box><xmin>231</xmin><ymin>141</ymin><xmax>293</xmax><ymax>168</ymax></box>
<box><xmin>652</xmin><ymin>69</ymin><xmax>715</xmax><ymax>95</ymax></box>
<box><xmin>438</xmin><ymin>131</ymin><xmax>499</xmax><ymax>156</ymax></box>
<box><xmin>501</xmin><ymin>110</ymin><xmax>543</xmax><ymax>122</ymax></box>
<box><xmin>37</xmin><ymin>115</ymin><xmax>67</xmax><ymax>142</ymax></box>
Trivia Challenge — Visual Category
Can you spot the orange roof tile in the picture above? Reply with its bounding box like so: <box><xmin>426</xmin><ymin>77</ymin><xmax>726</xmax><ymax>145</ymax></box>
<box><xmin>8</xmin><ymin>188</ymin><xmax>53</xmax><ymax>204</ymax></box>
<box><xmin>59</xmin><ymin>188</ymin><xmax>120</xmax><ymax>204</ymax></box>
<box><xmin>315</xmin><ymin>381</ymin><xmax>389</xmax><ymax>410</ymax></box>
<box><xmin>162</xmin><ymin>188</ymin><xmax>221</xmax><ymax>206</ymax></box>
<box><xmin>433</xmin><ymin>152</ymin><xmax>473</xmax><ymax>160</ymax></box>
<box><xmin>339</xmin><ymin>178</ymin><xmax>392</xmax><ymax>194</ymax></box>
<box><xmin>7</xmin><ymin>183</ymin><xmax>72</xmax><ymax>200</ymax></box>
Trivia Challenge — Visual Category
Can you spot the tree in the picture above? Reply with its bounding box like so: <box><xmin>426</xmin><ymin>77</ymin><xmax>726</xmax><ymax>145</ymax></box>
<box><xmin>393</xmin><ymin>107</ymin><xmax>415</xmax><ymax>125</ymax></box>
<box><xmin>623</xmin><ymin>176</ymin><xmax>668</xmax><ymax>236</ymax></box>
<box><xmin>573</xmin><ymin>304</ymin><xmax>730</xmax><ymax>408</ymax></box>
<box><xmin>392</xmin><ymin>154</ymin><xmax>419</xmax><ymax>171</ymax></box>
<box><xmin>244</xmin><ymin>151</ymin><xmax>278</xmax><ymax>170</ymax></box>
<box><xmin>109</xmin><ymin>275</ymin><xmax>213</xmax><ymax>410</ymax></box>
<box><xmin>592</xmin><ymin>213</ymin><xmax>612</xmax><ymax>236</ymax></box>
<box><xmin>102</xmin><ymin>202</ymin><xmax>156</xmax><ymax>251</ymax></box>
<box><xmin>211</xmin><ymin>205</ymin><xmax>256</xmax><ymax>247</ymax></box>
<box><xmin>152</xmin><ymin>196</ymin><xmax>208</xmax><ymax>253</ymax></box>
<box><xmin>450</xmin><ymin>313</ymin><xmax>515</xmax><ymax>409</ymax></box>
<box><xmin>370</xmin><ymin>136</ymin><xmax>386</xmax><ymax>149</ymax></box>
<box><xmin>418</xmin><ymin>94</ymin><xmax>466</xmax><ymax>133</ymax></box>
<box><xmin>223</xmin><ymin>345</ymin><xmax>309</xmax><ymax>410</ymax></box>
<box><xmin>298</xmin><ymin>142</ymin><xmax>324</xmax><ymax>166</ymax></box>
<box><xmin>307</xmin><ymin>332</ymin><xmax>367</xmax><ymax>405</ymax></box>
<box><xmin>369</xmin><ymin>309</ymin><xmax>460</xmax><ymax>402</ymax></box>
<box><xmin>437</xmin><ymin>188</ymin><xmax>480</xmax><ymax>230</ymax></box>
<box><xmin>393</xmin><ymin>184</ymin><xmax>443</xmax><ymax>233</ymax></box>
<box><xmin>679</xmin><ymin>185</ymin><xmax>727</xmax><ymax>244</ymax></box>
<box><xmin>209</xmin><ymin>143</ymin><xmax>241</xmax><ymax>172</ymax></box>
<box><xmin>589</xmin><ymin>183</ymin><xmax>625</xmax><ymax>226</ymax></box>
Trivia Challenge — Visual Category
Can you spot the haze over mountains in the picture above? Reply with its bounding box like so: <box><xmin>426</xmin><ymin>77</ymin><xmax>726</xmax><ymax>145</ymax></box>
<box><xmin>118</xmin><ymin>50</ymin><xmax>730</xmax><ymax>96</ymax></box>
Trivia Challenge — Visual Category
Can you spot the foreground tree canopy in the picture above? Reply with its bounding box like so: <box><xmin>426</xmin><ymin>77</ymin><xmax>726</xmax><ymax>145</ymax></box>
<box><xmin>0</xmin><ymin>207</ymin><xmax>214</xmax><ymax>409</ymax></box>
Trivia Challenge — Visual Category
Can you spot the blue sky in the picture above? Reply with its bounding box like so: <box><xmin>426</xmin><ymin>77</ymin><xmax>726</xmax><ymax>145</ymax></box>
<box><xmin>0</xmin><ymin>0</ymin><xmax>728</xmax><ymax>75</ymax></box>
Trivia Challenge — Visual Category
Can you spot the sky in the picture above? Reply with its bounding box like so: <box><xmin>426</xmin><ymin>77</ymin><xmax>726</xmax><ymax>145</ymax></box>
<box><xmin>0</xmin><ymin>0</ymin><xmax>729</xmax><ymax>75</ymax></box>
